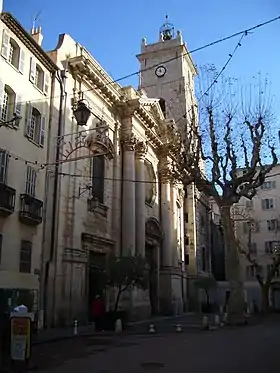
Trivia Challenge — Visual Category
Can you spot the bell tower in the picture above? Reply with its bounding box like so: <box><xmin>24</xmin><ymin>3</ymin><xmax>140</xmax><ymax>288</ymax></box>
<box><xmin>136</xmin><ymin>16</ymin><xmax>197</xmax><ymax>124</ymax></box>
<box><xmin>137</xmin><ymin>19</ymin><xmax>206</xmax><ymax>280</ymax></box>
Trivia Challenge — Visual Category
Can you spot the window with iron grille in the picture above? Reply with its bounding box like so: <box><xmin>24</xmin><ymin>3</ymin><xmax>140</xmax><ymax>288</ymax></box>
<box><xmin>0</xmin><ymin>149</ymin><xmax>8</xmax><ymax>184</ymax></box>
<box><xmin>19</xmin><ymin>240</ymin><xmax>32</xmax><ymax>273</ymax></box>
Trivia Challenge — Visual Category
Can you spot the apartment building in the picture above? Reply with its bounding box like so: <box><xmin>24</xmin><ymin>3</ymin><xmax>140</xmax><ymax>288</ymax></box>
<box><xmin>233</xmin><ymin>164</ymin><xmax>280</xmax><ymax>309</ymax></box>
<box><xmin>0</xmin><ymin>11</ymin><xmax>57</xmax><ymax>312</ymax></box>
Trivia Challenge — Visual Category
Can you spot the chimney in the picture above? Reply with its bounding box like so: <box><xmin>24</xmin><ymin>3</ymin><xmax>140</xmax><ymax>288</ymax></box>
<box><xmin>31</xmin><ymin>26</ymin><xmax>43</xmax><ymax>47</ymax></box>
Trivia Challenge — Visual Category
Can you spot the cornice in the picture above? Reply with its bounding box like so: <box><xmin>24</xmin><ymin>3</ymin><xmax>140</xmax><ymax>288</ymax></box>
<box><xmin>68</xmin><ymin>56</ymin><xmax>120</xmax><ymax>105</ymax></box>
<box><xmin>1</xmin><ymin>13</ymin><xmax>58</xmax><ymax>72</ymax></box>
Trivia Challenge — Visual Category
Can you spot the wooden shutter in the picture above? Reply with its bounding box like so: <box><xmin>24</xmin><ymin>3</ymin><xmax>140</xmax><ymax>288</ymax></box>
<box><xmin>26</xmin><ymin>166</ymin><xmax>36</xmax><ymax>196</ymax></box>
<box><xmin>19</xmin><ymin>49</ymin><xmax>25</xmax><ymax>74</ymax></box>
<box><xmin>25</xmin><ymin>102</ymin><xmax>32</xmax><ymax>137</ymax></box>
<box><xmin>0</xmin><ymin>150</ymin><xmax>8</xmax><ymax>184</ymax></box>
<box><xmin>39</xmin><ymin>115</ymin><xmax>45</xmax><ymax>147</ymax></box>
<box><xmin>43</xmin><ymin>73</ymin><xmax>50</xmax><ymax>95</ymax></box>
<box><xmin>0</xmin><ymin>79</ymin><xmax>4</xmax><ymax>120</ymax></box>
<box><xmin>1</xmin><ymin>30</ymin><xmax>9</xmax><ymax>59</ymax></box>
<box><xmin>14</xmin><ymin>94</ymin><xmax>22</xmax><ymax>127</ymax></box>
<box><xmin>29</xmin><ymin>57</ymin><xmax>36</xmax><ymax>83</ymax></box>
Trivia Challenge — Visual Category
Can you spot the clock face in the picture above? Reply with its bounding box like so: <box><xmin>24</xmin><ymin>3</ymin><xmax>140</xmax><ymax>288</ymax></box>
<box><xmin>155</xmin><ymin>65</ymin><xmax>166</xmax><ymax>77</ymax></box>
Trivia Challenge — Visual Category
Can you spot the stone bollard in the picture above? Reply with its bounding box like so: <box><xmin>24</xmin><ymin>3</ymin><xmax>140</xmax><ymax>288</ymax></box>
<box><xmin>176</xmin><ymin>324</ymin><xmax>182</xmax><ymax>333</ymax></box>
<box><xmin>73</xmin><ymin>319</ymin><xmax>78</xmax><ymax>336</ymax></box>
<box><xmin>149</xmin><ymin>324</ymin><xmax>155</xmax><ymax>333</ymax></box>
<box><xmin>202</xmin><ymin>316</ymin><xmax>209</xmax><ymax>330</ymax></box>
<box><xmin>214</xmin><ymin>314</ymin><xmax>220</xmax><ymax>326</ymax></box>
<box><xmin>115</xmin><ymin>318</ymin><xmax>122</xmax><ymax>334</ymax></box>
<box><xmin>223</xmin><ymin>313</ymin><xmax>228</xmax><ymax>323</ymax></box>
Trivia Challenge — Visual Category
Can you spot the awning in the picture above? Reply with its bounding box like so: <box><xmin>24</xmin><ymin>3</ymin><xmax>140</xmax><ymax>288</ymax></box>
<box><xmin>0</xmin><ymin>270</ymin><xmax>39</xmax><ymax>290</ymax></box>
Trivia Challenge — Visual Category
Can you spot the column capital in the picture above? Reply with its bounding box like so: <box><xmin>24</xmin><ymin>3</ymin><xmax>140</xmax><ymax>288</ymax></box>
<box><xmin>121</xmin><ymin>133</ymin><xmax>137</xmax><ymax>151</ymax></box>
<box><xmin>135</xmin><ymin>141</ymin><xmax>148</xmax><ymax>159</ymax></box>
<box><xmin>158</xmin><ymin>165</ymin><xmax>173</xmax><ymax>183</ymax></box>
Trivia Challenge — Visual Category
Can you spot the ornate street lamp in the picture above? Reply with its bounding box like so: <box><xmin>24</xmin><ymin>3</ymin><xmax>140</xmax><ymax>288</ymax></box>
<box><xmin>73</xmin><ymin>100</ymin><xmax>91</xmax><ymax>126</ymax></box>
<box><xmin>0</xmin><ymin>114</ymin><xmax>22</xmax><ymax>130</ymax></box>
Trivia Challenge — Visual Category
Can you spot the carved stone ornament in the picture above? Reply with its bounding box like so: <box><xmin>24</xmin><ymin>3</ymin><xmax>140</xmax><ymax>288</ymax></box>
<box><xmin>135</xmin><ymin>141</ymin><xmax>148</xmax><ymax>159</ymax></box>
<box><xmin>158</xmin><ymin>162</ymin><xmax>173</xmax><ymax>182</ymax></box>
<box><xmin>121</xmin><ymin>133</ymin><xmax>137</xmax><ymax>151</ymax></box>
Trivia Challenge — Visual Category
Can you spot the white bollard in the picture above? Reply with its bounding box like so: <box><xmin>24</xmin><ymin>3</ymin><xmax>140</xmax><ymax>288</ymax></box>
<box><xmin>149</xmin><ymin>324</ymin><xmax>155</xmax><ymax>333</ymax></box>
<box><xmin>176</xmin><ymin>324</ymin><xmax>182</xmax><ymax>333</ymax></box>
<box><xmin>219</xmin><ymin>305</ymin><xmax>223</xmax><ymax>314</ymax></box>
<box><xmin>73</xmin><ymin>319</ymin><xmax>78</xmax><ymax>336</ymax></box>
<box><xmin>214</xmin><ymin>314</ymin><xmax>220</xmax><ymax>326</ymax></box>
<box><xmin>223</xmin><ymin>313</ymin><xmax>228</xmax><ymax>323</ymax></box>
<box><xmin>115</xmin><ymin>318</ymin><xmax>122</xmax><ymax>334</ymax></box>
<box><xmin>202</xmin><ymin>316</ymin><xmax>209</xmax><ymax>330</ymax></box>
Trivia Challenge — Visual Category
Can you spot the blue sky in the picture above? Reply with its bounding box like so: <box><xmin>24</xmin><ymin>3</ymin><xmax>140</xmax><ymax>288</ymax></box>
<box><xmin>3</xmin><ymin>0</ymin><xmax>280</xmax><ymax>113</ymax></box>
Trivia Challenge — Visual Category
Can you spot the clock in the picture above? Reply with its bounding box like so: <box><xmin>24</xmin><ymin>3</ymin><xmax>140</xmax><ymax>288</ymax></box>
<box><xmin>155</xmin><ymin>65</ymin><xmax>166</xmax><ymax>77</ymax></box>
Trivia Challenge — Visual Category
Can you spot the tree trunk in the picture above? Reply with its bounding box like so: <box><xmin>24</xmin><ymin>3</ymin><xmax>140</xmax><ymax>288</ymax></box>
<box><xmin>205</xmin><ymin>289</ymin><xmax>210</xmax><ymax>307</ymax></box>
<box><xmin>220</xmin><ymin>205</ymin><xmax>245</xmax><ymax>325</ymax></box>
<box><xmin>114</xmin><ymin>288</ymin><xmax>121</xmax><ymax>311</ymax></box>
<box><xmin>261</xmin><ymin>283</ymin><xmax>270</xmax><ymax>314</ymax></box>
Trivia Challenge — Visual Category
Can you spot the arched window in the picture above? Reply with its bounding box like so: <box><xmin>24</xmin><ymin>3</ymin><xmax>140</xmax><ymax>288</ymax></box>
<box><xmin>91</xmin><ymin>154</ymin><xmax>105</xmax><ymax>204</ymax></box>
<box><xmin>159</xmin><ymin>98</ymin><xmax>166</xmax><ymax>118</ymax></box>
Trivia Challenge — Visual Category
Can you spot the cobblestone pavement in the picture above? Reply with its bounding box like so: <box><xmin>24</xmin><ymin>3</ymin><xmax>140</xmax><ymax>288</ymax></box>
<box><xmin>29</xmin><ymin>318</ymin><xmax>280</xmax><ymax>373</ymax></box>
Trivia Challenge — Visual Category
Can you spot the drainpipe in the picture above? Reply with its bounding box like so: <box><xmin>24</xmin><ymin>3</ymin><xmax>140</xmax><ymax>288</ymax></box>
<box><xmin>43</xmin><ymin>69</ymin><xmax>66</xmax><ymax>327</ymax></box>
<box><xmin>39</xmin><ymin>70</ymin><xmax>56</xmax><ymax>323</ymax></box>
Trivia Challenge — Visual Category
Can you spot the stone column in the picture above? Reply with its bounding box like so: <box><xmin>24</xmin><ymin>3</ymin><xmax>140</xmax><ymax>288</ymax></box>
<box><xmin>172</xmin><ymin>185</ymin><xmax>179</xmax><ymax>267</ymax></box>
<box><xmin>121</xmin><ymin>134</ymin><xmax>137</xmax><ymax>255</ymax></box>
<box><xmin>160</xmin><ymin>175</ymin><xmax>173</xmax><ymax>268</ymax></box>
<box><xmin>135</xmin><ymin>141</ymin><xmax>148</xmax><ymax>257</ymax></box>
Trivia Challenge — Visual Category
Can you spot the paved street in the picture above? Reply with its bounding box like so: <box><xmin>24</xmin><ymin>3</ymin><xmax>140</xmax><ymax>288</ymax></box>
<box><xmin>29</xmin><ymin>317</ymin><xmax>280</xmax><ymax>373</ymax></box>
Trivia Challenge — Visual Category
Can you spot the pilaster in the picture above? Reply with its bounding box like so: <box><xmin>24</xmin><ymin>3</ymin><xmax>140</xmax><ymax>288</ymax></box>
<box><xmin>121</xmin><ymin>133</ymin><xmax>137</xmax><ymax>255</ymax></box>
<box><xmin>135</xmin><ymin>141</ymin><xmax>148</xmax><ymax>257</ymax></box>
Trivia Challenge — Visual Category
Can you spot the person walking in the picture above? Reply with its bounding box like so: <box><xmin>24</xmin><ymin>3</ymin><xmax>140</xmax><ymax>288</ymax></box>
<box><xmin>91</xmin><ymin>295</ymin><xmax>105</xmax><ymax>331</ymax></box>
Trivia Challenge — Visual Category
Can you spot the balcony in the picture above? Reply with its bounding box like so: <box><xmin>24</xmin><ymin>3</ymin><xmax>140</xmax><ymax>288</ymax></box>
<box><xmin>19</xmin><ymin>194</ymin><xmax>43</xmax><ymax>226</ymax></box>
<box><xmin>0</xmin><ymin>183</ymin><xmax>16</xmax><ymax>216</ymax></box>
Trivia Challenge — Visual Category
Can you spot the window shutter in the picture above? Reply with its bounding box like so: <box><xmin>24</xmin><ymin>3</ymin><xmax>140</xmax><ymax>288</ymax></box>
<box><xmin>39</xmin><ymin>115</ymin><xmax>45</xmax><ymax>147</ymax></box>
<box><xmin>25</xmin><ymin>166</ymin><xmax>30</xmax><ymax>194</ymax></box>
<box><xmin>19</xmin><ymin>49</ymin><xmax>25</xmax><ymax>74</ymax></box>
<box><xmin>25</xmin><ymin>102</ymin><xmax>32</xmax><ymax>137</ymax></box>
<box><xmin>0</xmin><ymin>150</ymin><xmax>8</xmax><ymax>184</ymax></box>
<box><xmin>29</xmin><ymin>57</ymin><xmax>36</xmax><ymax>83</ymax></box>
<box><xmin>14</xmin><ymin>94</ymin><xmax>22</xmax><ymax>127</ymax></box>
<box><xmin>26</xmin><ymin>166</ymin><xmax>36</xmax><ymax>196</ymax></box>
<box><xmin>1</xmin><ymin>30</ymin><xmax>9</xmax><ymax>59</ymax></box>
<box><xmin>0</xmin><ymin>79</ymin><xmax>4</xmax><ymax>120</ymax></box>
<box><xmin>31</xmin><ymin>169</ymin><xmax>37</xmax><ymax>196</ymax></box>
<box><xmin>43</xmin><ymin>73</ymin><xmax>50</xmax><ymax>95</ymax></box>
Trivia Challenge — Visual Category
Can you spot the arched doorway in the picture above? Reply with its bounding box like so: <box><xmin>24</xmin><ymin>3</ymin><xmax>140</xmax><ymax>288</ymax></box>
<box><xmin>145</xmin><ymin>218</ymin><xmax>163</xmax><ymax>315</ymax></box>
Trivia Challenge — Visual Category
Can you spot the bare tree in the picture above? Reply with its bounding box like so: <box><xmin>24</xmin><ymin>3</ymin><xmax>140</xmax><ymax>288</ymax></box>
<box><xmin>174</xmin><ymin>67</ymin><xmax>277</xmax><ymax>324</ymax></box>
<box><xmin>234</xmin><ymin>205</ymin><xmax>280</xmax><ymax>313</ymax></box>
